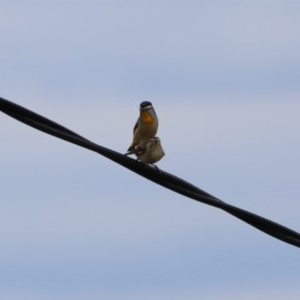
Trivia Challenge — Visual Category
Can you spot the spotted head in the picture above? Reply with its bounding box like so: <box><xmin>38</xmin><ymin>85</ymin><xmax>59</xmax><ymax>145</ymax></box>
<box><xmin>139</xmin><ymin>101</ymin><xmax>157</xmax><ymax>125</ymax></box>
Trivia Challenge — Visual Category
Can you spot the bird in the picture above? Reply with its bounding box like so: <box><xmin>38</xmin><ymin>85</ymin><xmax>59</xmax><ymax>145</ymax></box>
<box><xmin>135</xmin><ymin>137</ymin><xmax>165</xmax><ymax>164</ymax></box>
<box><xmin>126</xmin><ymin>101</ymin><xmax>159</xmax><ymax>155</ymax></box>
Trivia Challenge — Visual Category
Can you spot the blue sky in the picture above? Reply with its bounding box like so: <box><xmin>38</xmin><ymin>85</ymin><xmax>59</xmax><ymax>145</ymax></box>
<box><xmin>1</xmin><ymin>1</ymin><xmax>300</xmax><ymax>299</ymax></box>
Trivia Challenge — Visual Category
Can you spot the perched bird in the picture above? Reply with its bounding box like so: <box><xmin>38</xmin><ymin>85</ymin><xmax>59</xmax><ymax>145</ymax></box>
<box><xmin>126</xmin><ymin>101</ymin><xmax>158</xmax><ymax>154</ymax></box>
<box><xmin>135</xmin><ymin>137</ymin><xmax>165</xmax><ymax>164</ymax></box>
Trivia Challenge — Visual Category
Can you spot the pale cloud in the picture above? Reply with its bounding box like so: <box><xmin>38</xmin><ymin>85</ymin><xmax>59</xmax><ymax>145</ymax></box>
<box><xmin>1</xmin><ymin>1</ymin><xmax>300</xmax><ymax>98</ymax></box>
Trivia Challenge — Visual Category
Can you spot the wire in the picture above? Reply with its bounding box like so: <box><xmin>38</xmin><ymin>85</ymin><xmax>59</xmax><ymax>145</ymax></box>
<box><xmin>1</xmin><ymin>96</ymin><xmax>300</xmax><ymax>248</ymax></box>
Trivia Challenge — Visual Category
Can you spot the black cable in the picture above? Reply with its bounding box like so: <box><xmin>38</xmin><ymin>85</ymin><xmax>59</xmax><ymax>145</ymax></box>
<box><xmin>1</xmin><ymin>96</ymin><xmax>299</xmax><ymax>248</ymax></box>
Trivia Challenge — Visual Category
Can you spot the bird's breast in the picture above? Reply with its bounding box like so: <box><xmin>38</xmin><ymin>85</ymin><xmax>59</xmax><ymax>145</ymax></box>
<box><xmin>141</xmin><ymin>111</ymin><xmax>155</xmax><ymax>124</ymax></box>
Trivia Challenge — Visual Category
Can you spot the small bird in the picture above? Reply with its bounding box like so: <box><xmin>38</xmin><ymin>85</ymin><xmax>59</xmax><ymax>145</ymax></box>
<box><xmin>126</xmin><ymin>101</ymin><xmax>159</xmax><ymax>154</ymax></box>
<box><xmin>135</xmin><ymin>137</ymin><xmax>165</xmax><ymax>164</ymax></box>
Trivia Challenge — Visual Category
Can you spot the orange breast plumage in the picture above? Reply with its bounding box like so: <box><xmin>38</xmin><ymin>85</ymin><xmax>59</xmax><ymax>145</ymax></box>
<box><xmin>141</xmin><ymin>111</ymin><xmax>154</xmax><ymax>124</ymax></box>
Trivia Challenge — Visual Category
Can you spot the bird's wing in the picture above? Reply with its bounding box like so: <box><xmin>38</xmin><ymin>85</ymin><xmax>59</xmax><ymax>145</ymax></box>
<box><xmin>133</xmin><ymin>118</ymin><xmax>139</xmax><ymax>133</ymax></box>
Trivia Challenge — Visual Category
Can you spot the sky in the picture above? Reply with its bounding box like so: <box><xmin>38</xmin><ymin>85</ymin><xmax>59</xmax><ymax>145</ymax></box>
<box><xmin>1</xmin><ymin>1</ymin><xmax>300</xmax><ymax>299</ymax></box>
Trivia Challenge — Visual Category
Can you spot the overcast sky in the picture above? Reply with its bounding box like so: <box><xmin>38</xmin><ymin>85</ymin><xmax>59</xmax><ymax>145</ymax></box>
<box><xmin>1</xmin><ymin>1</ymin><xmax>300</xmax><ymax>299</ymax></box>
